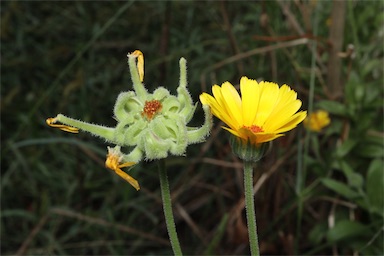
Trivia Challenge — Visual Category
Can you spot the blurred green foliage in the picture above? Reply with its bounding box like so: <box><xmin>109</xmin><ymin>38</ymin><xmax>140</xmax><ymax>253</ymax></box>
<box><xmin>1</xmin><ymin>1</ymin><xmax>383</xmax><ymax>255</ymax></box>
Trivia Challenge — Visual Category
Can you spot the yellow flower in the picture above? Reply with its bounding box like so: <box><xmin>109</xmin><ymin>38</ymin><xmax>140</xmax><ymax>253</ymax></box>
<box><xmin>200</xmin><ymin>76</ymin><xmax>307</xmax><ymax>144</ymax></box>
<box><xmin>304</xmin><ymin>110</ymin><xmax>330</xmax><ymax>132</ymax></box>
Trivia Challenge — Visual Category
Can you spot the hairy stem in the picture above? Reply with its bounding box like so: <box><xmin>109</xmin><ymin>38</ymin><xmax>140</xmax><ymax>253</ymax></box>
<box><xmin>158</xmin><ymin>159</ymin><xmax>183</xmax><ymax>256</ymax></box>
<box><xmin>244</xmin><ymin>160</ymin><xmax>260</xmax><ymax>256</ymax></box>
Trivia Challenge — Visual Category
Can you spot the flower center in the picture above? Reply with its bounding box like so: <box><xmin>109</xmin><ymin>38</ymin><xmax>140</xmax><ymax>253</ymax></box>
<box><xmin>142</xmin><ymin>100</ymin><xmax>162</xmax><ymax>120</ymax></box>
<box><xmin>243</xmin><ymin>125</ymin><xmax>264</xmax><ymax>133</ymax></box>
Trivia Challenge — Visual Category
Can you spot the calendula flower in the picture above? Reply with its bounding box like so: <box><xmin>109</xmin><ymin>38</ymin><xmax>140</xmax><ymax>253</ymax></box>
<box><xmin>200</xmin><ymin>76</ymin><xmax>307</xmax><ymax>146</ymax></box>
<box><xmin>200</xmin><ymin>76</ymin><xmax>306</xmax><ymax>255</ymax></box>
<box><xmin>47</xmin><ymin>50</ymin><xmax>212</xmax><ymax>190</ymax></box>
<box><xmin>304</xmin><ymin>110</ymin><xmax>330</xmax><ymax>132</ymax></box>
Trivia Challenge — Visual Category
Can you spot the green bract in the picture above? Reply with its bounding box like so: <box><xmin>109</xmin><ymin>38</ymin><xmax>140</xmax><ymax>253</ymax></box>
<box><xmin>49</xmin><ymin>52</ymin><xmax>212</xmax><ymax>162</ymax></box>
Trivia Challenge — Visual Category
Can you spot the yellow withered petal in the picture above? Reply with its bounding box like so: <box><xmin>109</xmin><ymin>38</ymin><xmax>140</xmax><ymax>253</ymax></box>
<box><xmin>130</xmin><ymin>50</ymin><xmax>144</xmax><ymax>82</ymax></box>
<box><xmin>105</xmin><ymin>147</ymin><xmax>139</xmax><ymax>190</ymax></box>
<box><xmin>46</xmin><ymin>117</ymin><xmax>79</xmax><ymax>133</ymax></box>
<box><xmin>113</xmin><ymin>167</ymin><xmax>140</xmax><ymax>191</ymax></box>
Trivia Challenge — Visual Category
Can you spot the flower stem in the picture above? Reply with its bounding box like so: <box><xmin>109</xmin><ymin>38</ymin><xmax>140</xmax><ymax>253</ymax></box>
<box><xmin>244</xmin><ymin>160</ymin><xmax>260</xmax><ymax>256</ymax></box>
<box><xmin>158</xmin><ymin>159</ymin><xmax>183</xmax><ymax>256</ymax></box>
<box><xmin>56</xmin><ymin>114</ymin><xmax>115</xmax><ymax>141</ymax></box>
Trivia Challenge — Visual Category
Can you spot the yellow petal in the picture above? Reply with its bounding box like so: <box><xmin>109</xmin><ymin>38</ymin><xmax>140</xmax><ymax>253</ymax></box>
<box><xmin>200</xmin><ymin>92</ymin><xmax>236</xmax><ymax>130</ymax></box>
<box><xmin>199</xmin><ymin>92</ymin><xmax>210</xmax><ymax>105</ymax></box>
<box><xmin>254</xmin><ymin>81</ymin><xmax>280</xmax><ymax>126</ymax></box>
<box><xmin>259</xmin><ymin>84</ymin><xmax>303</xmax><ymax>132</ymax></box>
<box><xmin>240</xmin><ymin>77</ymin><xmax>260</xmax><ymax>126</ymax></box>
<box><xmin>200</xmin><ymin>92</ymin><xmax>221</xmax><ymax>115</ymax></box>
<box><xmin>263</xmin><ymin>100</ymin><xmax>302</xmax><ymax>132</ymax></box>
<box><xmin>212</xmin><ymin>84</ymin><xmax>233</xmax><ymax>122</ymax></box>
<box><xmin>254</xmin><ymin>133</ymin><xmax>283</xmax><ymax>144</ymax></box>
<box><xmin>212</xmin><ymin>85</ymin><xmax>229</xmax><ymax>116</ymax></box>
<box><xmin>238</xmin><ymin>126</ymin><xmax>283</xmax><ymax>144</ymax></box>
<box><xmin>274</xmin><ymin>111</ymin><xmax>307</xmax><ymax>133</ymax></box>
<box><xmin>266</xmin><ymin>85</ymin><xmax>297</xmax><ymax>116</ymax></box>
<box><xmin>222</xmin><ymin>126</ymin><xmax>247</xmax><ymax>141</ymax></box>
<box><xmin>220</xmin><ymin>82</ymin><xmax>243</xmax><ymax>127</ymax></box>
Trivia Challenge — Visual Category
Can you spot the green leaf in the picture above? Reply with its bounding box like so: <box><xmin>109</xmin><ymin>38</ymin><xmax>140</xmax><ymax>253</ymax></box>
<box><xmin>321</xmin><ymin>178</ymin><xmax>361</xmax><ymax>200</ymax></box>
<box><xmin>316</xmin><ymin>100</ymin><xmax>347</xmax><ymax>116</ymax></box>
<box><xmin>339</xmin><ymin>161</ymin><xmax>364</xmax><ymax>189</ymax></box>
<box><xmin>345</xmin><ymin>72</ymin><xmax>362</xmax><ymax>105</ymax></box>
<box><xmin>309</xmin><ymin>222</ymin><xmax>328</xmax><ymax>245</ymax></box>
<box><xmin>326</xmin><ymin>220</ymin><xmax>369</xmax><ymax>242</ymax></box>
<box><xmin>366</xmin><ymin>159</ymin><xmax>384</xmax><ymax>215</ymax></box>
<box><xmin>336</xmin><ymin>139</ymin><xmax>358</xmax><ymax>158</ymax></box>
<box><xmin>357</xmin><ymin>142</ymin><xmax>384</xmax><ymax>158</ymax></box>
<box><xmin>361</xmin><ymin>59</ymin><xmax>382</xmax><ymax>78</ymax></box>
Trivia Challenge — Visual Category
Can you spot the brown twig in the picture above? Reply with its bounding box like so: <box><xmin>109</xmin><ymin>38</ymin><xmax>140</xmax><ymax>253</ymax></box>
<box><xmin>49</xmin><ymin>208</ymin><xmax>170</xmax><ymax>246</ymax></box>
<box><xmin>277</xmin><ymin>0</ymin><xmax>305</xmax><ymax>35</ymax></box>
<box><xmin>326</xmin><ymin>0</ymin><xmax>346</xmax><ymax>99</ymax></box>
<box><xmin>219</xmin><ymin>0</ymin><xmax>244</xmax><ymax>75</ymax></box>
<box><xmin>15</xmin><ymin>206</ymin><xmax>170</xmax><ymax>254</ymax></box>
<box><xmin>175</xmin><ymin>203</ymin><xmax>207</xmax><ymax>245</ymax></box>
<box><xmin>260</xmin><ymin>6</ymin><xmax>278</xmax><ymax>81</ymax></box>
<box><xmin>16</xmin><ymin>214</ymin><xmax>50</xmax><ymax>256</ymax></box>
<box><xmin>276</xmin><ymin>0</ymin><xmax>327</xmax><ymax>74</ymax></box>
<box><xmin>200</xmin><ymin>38</ymin><xmax>309</xmax><ymax>91</ymax></box>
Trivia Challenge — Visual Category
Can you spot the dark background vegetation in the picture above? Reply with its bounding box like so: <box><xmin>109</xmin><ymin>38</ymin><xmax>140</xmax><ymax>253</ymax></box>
<box><xmin>1</xmin><ymin>1</ymin><xmax>383</xmax><ymax>255</ymax></box>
